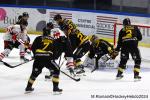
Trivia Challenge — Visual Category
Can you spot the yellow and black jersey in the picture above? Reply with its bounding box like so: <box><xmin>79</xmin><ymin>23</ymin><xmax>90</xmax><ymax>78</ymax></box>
<box><xmin>58</xmin><ymin>19</ymin><xmax>77</xmax><ymax>35</ymax></box>
<box><xmin>69</xmin><ymin>32</ymin><xmax>88</xmax><ymax>51</ymax></box>
<box><xmin>31</xmin><ymin>36</ymin><xmax>55</xmax><ymax>61</ymax></box>
<box><xmin>58</xmin><ymin>19</ymin><xmax>87</xmax><ymax>50</ymax></box>
<box><xmin>31</xmin><ymin>35</ymin><xmax>73</xmax><ymax>61</ymax></box>
<box><xmin>88</xmin><ymin>39</ymin><xmax>114</xmax><ymax>58</ymax></box>
<box><xmin>116</xmin><ymin>25</ymin><xmax>142</xmax><ymax>51</ymax></box>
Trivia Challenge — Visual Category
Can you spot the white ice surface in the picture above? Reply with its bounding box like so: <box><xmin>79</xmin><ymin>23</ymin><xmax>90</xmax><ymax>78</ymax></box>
<box><xmin>0</xmin><ymin>33</ymin><xmax>150</xmax><ymax>100</ymax></box>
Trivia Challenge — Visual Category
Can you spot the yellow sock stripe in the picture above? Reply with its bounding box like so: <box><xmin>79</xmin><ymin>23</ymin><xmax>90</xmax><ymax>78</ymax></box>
<box><xmin>134</xmin><ymin>68</ymin><xmax>140</xmax><ymax>72</ymax></box>
<box><xmin>28</xmin><ymin>78</ymin><xmax>35</xmax><ymax>84</ymax></box>
<box><xmin>118</xmin><ymin>67</ymin><xmax>124</xmax><ymax>72</ymax></box>
<box><xmin>52</xmin><ymin>77</ymin><xmax>59</xmax><ymax>83</ymax></box>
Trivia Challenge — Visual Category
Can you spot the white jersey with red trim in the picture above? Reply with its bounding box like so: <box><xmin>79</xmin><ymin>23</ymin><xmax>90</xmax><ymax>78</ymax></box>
<box><xmin>51</xmin><ymin>28</ymin><xmax>66</xmax><ymax>39</ymax></box>
<box><xmin>3</xmin><ymin>24</ymin><xmax>28</xmax><ymax>42</ymax></box>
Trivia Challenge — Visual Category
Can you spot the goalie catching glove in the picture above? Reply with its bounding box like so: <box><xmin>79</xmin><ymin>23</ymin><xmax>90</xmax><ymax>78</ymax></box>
<box><xmin>107</xmin><ymin>47</ymin><xmax>119</xmax><ymax>59</ymax></box>
<box><xmin>109</xmin><ymin>50</ymin><xmax>119</xmax><ymax>59</ymax></box>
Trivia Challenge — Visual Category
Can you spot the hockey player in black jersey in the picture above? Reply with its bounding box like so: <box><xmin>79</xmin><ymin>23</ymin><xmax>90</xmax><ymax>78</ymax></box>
<box><xmin>54</xmin><ymin>14</ymin><xmax>90</xmax><ymax>74</ymax></box>
<box><xmin>73</xmin><ymin>36</ymin><xmax>92</xmax><ymax>74</ymax></box>
<box><xmin>25</xmin><ymin>24</ymin><xmax>73</xmax><ymax>94</ymax></box>
<box><xmin>84</xmin><ymin>35</ymin><xmax>118</xmax><ymax>72</ymax></box>
<box><xmin>42</xmin><ymin>22</ymin><xmax>55</xmax><ymax>79</ymax></box>
<box><xmin>115</xmin><ymin>18</ymin><xmax>142</xmax><ymax>81</ymax></box>
<box><xmin>54</xmin><ymin>14</ymin><xmax>87</xmax><ymax>50</ymax></box>
<box><xmin>43</xmin><ymin>22</ymin><xmax>75</xmax><ymax>79</ymax></box>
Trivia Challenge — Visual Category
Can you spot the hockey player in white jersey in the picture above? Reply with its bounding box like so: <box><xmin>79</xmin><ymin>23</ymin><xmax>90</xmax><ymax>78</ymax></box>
<box><xmin>0</xmin><ymin>20</ymin><xmax>29</xmax><ymax>62</ymax></box>
<box><xmin>51</xmin><ymin>28</ymin><xmax>66</xmax><ymax>39</ymax></box>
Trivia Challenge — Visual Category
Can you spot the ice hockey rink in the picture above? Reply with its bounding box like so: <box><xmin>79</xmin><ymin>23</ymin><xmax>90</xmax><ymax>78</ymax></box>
<box><xmin>0</xmin><ymin>33</ymin><xmax>150</xmax><ymax>100</ymax></box>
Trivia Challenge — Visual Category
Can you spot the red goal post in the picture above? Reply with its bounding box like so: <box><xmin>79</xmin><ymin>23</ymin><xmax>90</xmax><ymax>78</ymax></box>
<box><xmin>113</xmin><ymin>22</ymin><xmax>150</xmax><ymax>47</ymax></box>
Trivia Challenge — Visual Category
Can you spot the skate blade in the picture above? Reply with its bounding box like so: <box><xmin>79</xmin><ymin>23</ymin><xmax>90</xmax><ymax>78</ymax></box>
<box><xmin>45</xmin><ymin>79</ymin><xmax>51</xmax><ymax>81</ymax></box>
<box><xmin>116</xmin><ymin>77</ymin><xmax>123</xmax><ymax>80</ymax></box>
<box><xmin>24</xmin><ymin>91</ymin><xmax>33</xmax><ymax>94</ymax></box>
<box><xmin>134</xmin><ymin>79</ymin><xmax>141</xmax><ymax>82</ymax></box>
<box><xmin>53</xmin><ymin>91</ymin><xmax>62</xmax><ymax>95</ymax></box>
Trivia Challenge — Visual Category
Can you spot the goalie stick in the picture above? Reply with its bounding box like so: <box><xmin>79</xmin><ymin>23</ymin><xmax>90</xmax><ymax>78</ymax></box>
<box><xmin>91</xmin><ymin>57</ymin><xmax>111</xmax><ymax>73</ymax></box>
<box><xmin>0</xmin><ymin>59</ymin><xmax>33</xmax><ymax>68</ymax></box>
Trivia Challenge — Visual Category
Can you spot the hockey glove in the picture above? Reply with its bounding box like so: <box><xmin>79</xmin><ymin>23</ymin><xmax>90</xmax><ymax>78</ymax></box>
<box><xmin>109</xmin><ymin>50</ymin><xmax>119</xmax><ymax>59</ymax></box>
<box><xmin>24</xmin><ymin>41</ymin><xmax>30</xmax><ymax>48</ymax></box>
<box><xmin>12</xmin><ymin>34</ymin><xmax>17</xmax><ymax>43</ymax></box>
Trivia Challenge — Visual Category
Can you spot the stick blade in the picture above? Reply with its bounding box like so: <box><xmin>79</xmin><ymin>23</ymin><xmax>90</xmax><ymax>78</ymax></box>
<box><xmin>75</xmin><ymin>78</ymin><xmax>80</xmax><ymax>82</ymax></box>
<box><xmin>2</xmin><ymin>61</ymin><xmax>14</xmax><ymax>68</ymax></box>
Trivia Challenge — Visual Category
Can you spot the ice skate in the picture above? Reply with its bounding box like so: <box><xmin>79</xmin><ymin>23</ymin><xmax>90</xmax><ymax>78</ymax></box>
<box><xmin>53</xmin><ymin>88</ymin><xmax>63</xmax><ymax>95</ymax></box>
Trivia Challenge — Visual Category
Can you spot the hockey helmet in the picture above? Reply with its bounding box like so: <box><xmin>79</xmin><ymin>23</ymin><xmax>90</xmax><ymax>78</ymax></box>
<box><xmin>22</xmin><ymin>12</ymin><xmax>29</xmax><ymax>17</ymax></box>
<box><xmin>42</xmin><ymin>22</ymin><xmax>53</xmax><ymax>36</ymax></box>
<box><xmin>54</xmin><ymin>14</ymin><xmax>62</xmax><ymax>21</ymax></box>
<box><xmin>123</xmin><ymin>18</ymin><xmax>131</xmax><ymax>26</ymax></box>
<box><xmin>47</xmin><ymin>22</ymin><xmax>54</xmax><ymax>29</ymax></box>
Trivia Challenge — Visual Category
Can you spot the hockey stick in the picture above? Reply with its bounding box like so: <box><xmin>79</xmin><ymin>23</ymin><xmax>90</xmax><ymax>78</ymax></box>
<box><xmin>60</xmin><ymin>70</ymin><xmax>80</xmax><ymax>82</ymax></box>
<box><xmin>1</xmin><ymin>59</ymin><xmax>33</xmax><ymax>68</ymax></box>
<box><xmin>59</xmin><ymin>61</ymin><xmax>80</xmax><ymax>82</ymax></box>
<box><xmin>0</xmin><ymin>60</ymin><xmax>14</xmax><ymax>68</ymax></box>
<box><xmin>53</xmin><ymin>60</ymin><xmax>80</xmax><ymax>82</ymax></box>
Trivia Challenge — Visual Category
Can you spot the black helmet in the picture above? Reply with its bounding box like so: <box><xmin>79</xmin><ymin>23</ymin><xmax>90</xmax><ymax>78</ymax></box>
<box><xmin>22</xmin><ymin>12</ymin><xmax>29</xmax><ymax>17</ymax></box>
<box><xmin>42</xmin><ymin>22</ymin><xmax>53</xmax><ymax>36</ymax></box>
<box><xmin>47</xmin><ymin>22</ymin><xmax>54</xmax><ymax>29</ymax></box>
<box><xmin>54</xmin><ymin>14</ymin><xmax>62</xmax><ymax>21</ymax></box>
<box><xmin>20</xmin><ymin>19</ymin><xmax>28</xmax><ymax>26</ymax></box>
<box><xmin>123</xmin><ymin>18</ymin><xmax>131</xmax><ymax>26</ymax></box>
